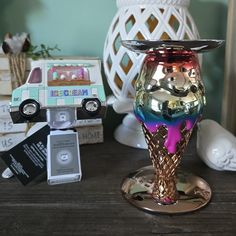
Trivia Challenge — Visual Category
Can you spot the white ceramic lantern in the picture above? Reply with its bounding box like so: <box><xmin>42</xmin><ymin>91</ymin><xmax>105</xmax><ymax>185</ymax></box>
<box><xmin>103</xmin><ymin>0</ymin><xmax>200</xmax><ymax>148</ymax></box>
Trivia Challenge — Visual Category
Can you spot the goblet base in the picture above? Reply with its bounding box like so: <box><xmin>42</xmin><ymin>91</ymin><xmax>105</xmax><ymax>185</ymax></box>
<box><xmin>121</xmin><ymin>166</ymin><xmax>212</xmax><ymax>214</ymax></box>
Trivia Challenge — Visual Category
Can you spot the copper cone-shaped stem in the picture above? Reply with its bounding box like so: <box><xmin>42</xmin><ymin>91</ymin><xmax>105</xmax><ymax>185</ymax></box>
<box><xmin>142</xmin><ymin>124</ymin><xmax>192</xmax><ymax>204</ymax></box>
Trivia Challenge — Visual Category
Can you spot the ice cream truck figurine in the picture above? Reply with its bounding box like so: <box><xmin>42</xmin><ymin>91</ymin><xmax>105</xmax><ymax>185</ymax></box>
<box><xmin>10</xmin><ymin>59</ymin><xmax>106</xmax><ymax>124</ymax></box>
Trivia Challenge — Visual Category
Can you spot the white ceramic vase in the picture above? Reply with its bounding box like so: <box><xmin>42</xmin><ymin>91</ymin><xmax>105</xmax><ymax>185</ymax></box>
<box><xmin>103</xmin><ymin>0</ymin><xmax>199</xmax><ymax>148</ymax></box>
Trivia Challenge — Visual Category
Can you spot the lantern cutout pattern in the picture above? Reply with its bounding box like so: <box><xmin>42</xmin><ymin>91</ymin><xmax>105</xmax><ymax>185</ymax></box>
<box><xmin>103</xmin><ymin>0</ymin><xmax>200</xmax><ymax>149</ymax></box>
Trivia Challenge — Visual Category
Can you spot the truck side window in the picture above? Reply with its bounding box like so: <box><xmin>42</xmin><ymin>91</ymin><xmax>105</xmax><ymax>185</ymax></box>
<box><xmin>47</xmin><ymin>66</ymin><xmax>90</xmax><ymax>86</ymax></box>
<box><xmin>28</xmin><ymin>67</ymin><xmax>42</xmax><ymax>84</ymax></box>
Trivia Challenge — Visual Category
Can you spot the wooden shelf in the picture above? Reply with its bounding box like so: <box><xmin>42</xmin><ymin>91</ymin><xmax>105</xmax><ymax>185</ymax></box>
<box><xmin>0</xmin><ymin>108</ymin><xmax>235</xmax><ymax>236</ymax></box>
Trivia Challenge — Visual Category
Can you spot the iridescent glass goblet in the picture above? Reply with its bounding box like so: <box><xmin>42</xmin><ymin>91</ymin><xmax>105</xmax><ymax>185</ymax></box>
<box><xmin>121</xmin><ymin>40</ymin><xmax>223</xmax><ymax>214</ymax></box>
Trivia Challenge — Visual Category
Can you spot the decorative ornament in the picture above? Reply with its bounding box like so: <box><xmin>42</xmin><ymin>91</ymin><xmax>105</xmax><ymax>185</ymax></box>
<box><xmin>197</xmin><ymin>119</ymin><xmax>236</xmax><ymax>171</ymax></box>
<box><xmin>103</xmin><ymin>0</ymin><xmax>200</xmax><ymax>148</ymax></box>
<box><xmin>121</xmin><ymin>39</ymin><xmax>223</xmax><ymax>214</ymax></box>
<box><xmin>2</xmin><ymin>32</ymin><xmax>30</xmax><ymax>89</ymax></box>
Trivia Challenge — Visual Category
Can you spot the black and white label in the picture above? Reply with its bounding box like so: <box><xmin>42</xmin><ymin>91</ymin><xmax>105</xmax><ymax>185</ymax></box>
<box><xmin>1</xmin><ymin>125</ymin><xmax>50</xmax><ymax>185</ymax></box>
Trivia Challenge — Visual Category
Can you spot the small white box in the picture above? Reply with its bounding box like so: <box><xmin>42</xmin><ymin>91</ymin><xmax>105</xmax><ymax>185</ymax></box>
<box><xmin>0</xmin><ymin>96</ymin><xmax>11</xmax><ymax>119</ymax></box>
<box><xmin>47</xmin><ymin>130</ymin><xmax>82</xmax><ymax>185</ymax></box>
<box><xmin>74</xmin><ymin>118</ymin><xmax>102</xmax><ymax>127</ymax></box>
<box><xmin>0</xmin><ymin>53</ymin><xmax>31</xmax><ymax>95</ymax></box>
<box><xmin>0</xmin><ymin>70</ymin><xmax>12</xmax><ymax>95</ymax></box>
<box><xmin>0</xmin><ymin>132</ymin><xmax>26</xmax><ymax>151</ymax></box>
<box><xmin>75</xmin><ymin>124</ymin><xmax>103</xmax><ymax>145</ymax></box>
<box><xmin>0</xmin><ymin>53</ymin><xmax>31</xmax><ymax>71</ymax></box>
<box><xmin>0</xmin><ymin>118</ymin><xmax>27</xmax><ymax>133</ymax></box>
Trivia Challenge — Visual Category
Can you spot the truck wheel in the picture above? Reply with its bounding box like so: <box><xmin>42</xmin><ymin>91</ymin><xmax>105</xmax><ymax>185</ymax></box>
<box><xmin>82</xmin><ymin>98</ymin><xmax>101</xmax><ymax>116</ymax></box>
<box><xmin>19</xmin><ymin>99</ymin><xmax>40</xmax><ymax>120</ymax></box>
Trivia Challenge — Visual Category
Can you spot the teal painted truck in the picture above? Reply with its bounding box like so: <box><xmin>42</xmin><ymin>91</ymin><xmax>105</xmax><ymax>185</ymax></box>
<box><xmin>10</xmin><ymin>59</ymin><xmax>106</xmax><ymax>123</ymax></box>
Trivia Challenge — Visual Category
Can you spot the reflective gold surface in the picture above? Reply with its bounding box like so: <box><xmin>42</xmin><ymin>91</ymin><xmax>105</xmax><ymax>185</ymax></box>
<box><xmin>142</xmin><ymin>124</ymin><xmax>192</xmax><ymax>204</ymax></box>
<box><xmin>122</xmin><ymin>39</ymin><xmax>224</xmax><ymax>54</ymax></box>
<box><xmin>133</xmin><ymin>50</ymin><xmax>205</xmax><ymax>204</ymax></box>
<box><xmin>135</xmin><ymin>51</ymin><xmax>205</xmax><ymax>121</ymax></box>
<box><xmin>121</xmin><ymin>166</ymin><xmax>212</xmax><ymax>214</ymax></box>
<box><xmin>120</xmin><ymin>40</ymin><xmax>221</xmax><ymax>213</ymax></box>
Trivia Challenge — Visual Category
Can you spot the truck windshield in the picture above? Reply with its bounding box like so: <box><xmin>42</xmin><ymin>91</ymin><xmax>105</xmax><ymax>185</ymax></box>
<box><xmin>28</xmin><ymin>67</ymin><xmax>42</xmax><ymax>84</ymax></box>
